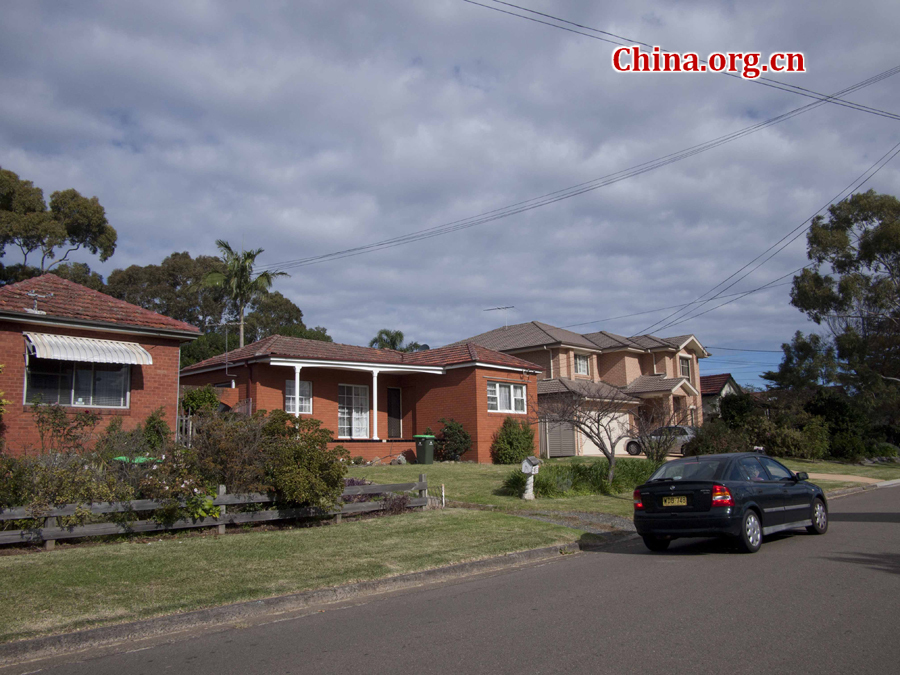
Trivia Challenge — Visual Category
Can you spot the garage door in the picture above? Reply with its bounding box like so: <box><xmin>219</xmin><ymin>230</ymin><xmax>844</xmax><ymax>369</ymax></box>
<box><xmin>543</xmin><ymin>421</ymin><xmax>577</xmax><ymax>457</ymax></box>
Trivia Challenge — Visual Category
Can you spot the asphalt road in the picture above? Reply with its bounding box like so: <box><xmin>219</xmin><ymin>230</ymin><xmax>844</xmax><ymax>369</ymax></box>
<box><xmin>5</xmin><ymin>486</ymin><xmax>899</xmax><ymax>675</ymax></box>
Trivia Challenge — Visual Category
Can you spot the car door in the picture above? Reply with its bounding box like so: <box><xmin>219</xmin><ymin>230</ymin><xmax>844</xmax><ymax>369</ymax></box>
<box><xmin>759</xmin><ymin>456</ymin><xmax>811</xmax><ymax>527</ymax></box>
<box><xmin>737</xmin><ymin>456</ymin><xmax>784</xmax><ymax>528</ymax></box>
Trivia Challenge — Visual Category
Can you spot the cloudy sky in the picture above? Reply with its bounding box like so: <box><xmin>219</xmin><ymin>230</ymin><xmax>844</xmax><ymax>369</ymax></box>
<box><xmin>2</xmin><ymin>0</ymin><xmax>899</xmax><ymax>385</ymax></box>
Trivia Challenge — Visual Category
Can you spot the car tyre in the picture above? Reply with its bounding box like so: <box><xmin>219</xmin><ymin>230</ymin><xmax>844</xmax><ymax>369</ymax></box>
<box><xmin>806</xmin><ymin>498</ymin><xmax>828</xmax><ymax>535</ymax></box>
<box><xmin>736</xmin><ymin>509</ymin><xmax>762</xmax><ymax>553</ymax></box>
<box><xmin>642</xmin><ymin>535</ymin><xmax>670</xmax><ymax>552</ymax></box>
<box><xmin>626</xmin><ymin>441</ymin><xmax>642</xmax><ymax>456</ymax></box>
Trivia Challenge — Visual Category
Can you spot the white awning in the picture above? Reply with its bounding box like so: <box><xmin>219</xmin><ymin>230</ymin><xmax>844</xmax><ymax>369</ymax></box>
<box><xmin>24</xmin><ymin>332</ymin><xmax>153</xmax><ymax>365</ymax></box>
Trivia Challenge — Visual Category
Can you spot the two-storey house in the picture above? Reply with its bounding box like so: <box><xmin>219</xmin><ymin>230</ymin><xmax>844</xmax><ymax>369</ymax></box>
<box><xmin>457</xmin><ymin>321</ymin><xmax>708</xmax><ymax>457</ymax></box>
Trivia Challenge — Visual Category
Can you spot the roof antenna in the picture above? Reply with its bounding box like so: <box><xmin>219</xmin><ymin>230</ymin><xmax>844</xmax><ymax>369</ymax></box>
<box><xmin>484</xmin><ymin>306</ymin><xmax>514</xmax><ymax>329</ymax></box>
<box><xmin>25</xmin><ymin>291</ymin><xmax>53</xmax><ymax>315</ymax></box>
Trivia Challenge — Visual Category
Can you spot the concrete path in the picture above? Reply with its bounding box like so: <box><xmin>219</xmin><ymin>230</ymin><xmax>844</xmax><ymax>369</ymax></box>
<box><xmin>808</xmin><ymin>472</ymin><xmax>881</xmax><ymax>484</ymax></box>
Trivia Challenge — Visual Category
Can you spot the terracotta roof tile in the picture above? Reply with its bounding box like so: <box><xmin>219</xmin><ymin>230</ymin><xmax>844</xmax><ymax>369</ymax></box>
<box><xmin>700</xmin><ymin>373</ymin><xmax>738</xmax><ymax>396</ymax></box>
<box><xmin>0</xmin><ymin>275</ymin><xmax>200</xmax><ymax>335</ymax></box>
<box><xmin>623</xmin><ymin>374</ymin><xmax>692</xmax><ymax>394</ymax></box>
<box><xmin>181</xmin><ymin>337</ymin><xmax>543</xmax><ymax>373</ymax></box>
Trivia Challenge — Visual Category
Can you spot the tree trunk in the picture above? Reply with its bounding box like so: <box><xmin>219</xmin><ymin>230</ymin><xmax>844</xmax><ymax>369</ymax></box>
<box><xmin>239</xmin><ymin>306</ymin><xmax>245</xmax><ymax>348</ymax></box>
<box><xmin>607</xmin><ymin>453</ymin><xmax>616</xmax><ymax>484</ymax></box>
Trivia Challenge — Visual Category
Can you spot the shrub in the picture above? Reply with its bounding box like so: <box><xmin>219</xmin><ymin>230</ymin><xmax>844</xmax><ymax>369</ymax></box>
<box><xmin>435</xmin><ymin>418</ymin><xmax>471</xmax><ymax>461</ymax></box>
<box><xmin>142</xmin><ymin>408</ymin><xmax>172</xmax><ymax>451</ymax></box>
<box><xmin>0</xmin><ymin>451</ymin><xmax>26</xmax><ymax>508</ymax></box>
<box><xmin>829</xmin><ymin>432</ymin><xmax>867</xmax><ymax>462</ymax></box>
<box><xmin>381</xmin><ymin>492</ymin><xmax>411</xmax><ymax>515</ymax></box>
<box><xmin>683</xmin><ymin>419</ymin><xmax>751</xmax><ymax>456</ymax></box>
<box><xmin>191</xmin><ymin>411</ymin><xmax>271</xmax><ymax>495</ymax></box>
<box><xmin>31</xmin><ymin>403</ymin><xmax>99</xmax><ymax>454</ymax></box>
<box><xmin>869</xmin><ymin>442</ymin><xmax>899</xmax><ymax>458</ymax></box>
<box><xmin>719</xmin><ymin>393</ymin><xmax>761</xmax><ymax>429</ymax></box>
<box><xmin>264</xmin><ymin>414</ymin><xmax>348</xmax><ymax>508</ymax></box>
<box><xmin>800</xmin><ymin>417</ymin><xmax>830</xmax><ymax>460</ymax></box>
<box><xmin>19</xmin><ymin>452</ymin><xmax>133</xmax><ymax>525</ymax></box>
<box><xmin>181</xmin><ymin>385</ymin><xmax>220</xmax><ymax>415</ymax></box>
<box><xmin>140</xmin><ymin>446</ymin><xmax>217</xmax><ymax>524</ymax></box>
<box><xmin>490</xmin><ymin>417</ymin><xmax>536</xmax><ymax>465</ymax></box>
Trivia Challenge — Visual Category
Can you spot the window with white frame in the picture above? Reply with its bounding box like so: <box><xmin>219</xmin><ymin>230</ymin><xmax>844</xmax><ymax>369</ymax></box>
<box><xmin>574</xmin><ymin>354</ymin><xmax>590</xmax><ymax>376</ymax></box>
<box><xmin>284</xmin><ymin>379</ymin><xmax>312</xmax><ymax>414</ymax></box>
<box><xmin>25</xmin><ymin>358</ymin><xmax>129</xmax><ymax>408</ymax></box>
<box><xmin>680</xmin><ymin>357</ymin><xmax>692</xmax><ymax>379</ymax></box>
<box><xmin>487</xmin><ymin>381</ymin><xmax>527</xmax><ymax>414</ymax></box>
<box><xmin>338</xmin><ymin>384</ymin><xmax>369</xmax><ymax>438</ymax></box>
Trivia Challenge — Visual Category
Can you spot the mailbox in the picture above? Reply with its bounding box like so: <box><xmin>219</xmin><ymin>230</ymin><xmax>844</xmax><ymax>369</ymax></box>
<box><xmin>521</xmin><ymin>456</ymin><xmax>541</xmax><ymax>475</ymax></box>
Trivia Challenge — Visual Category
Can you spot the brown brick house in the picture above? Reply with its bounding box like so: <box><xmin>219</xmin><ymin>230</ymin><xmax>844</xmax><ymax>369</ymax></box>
<box><xmin>180</xmin><ymin>337</ymin><xmax>542</xmax><ymax>463</ymax></box>
<box><xmin>456</xmin><ymin>321</ymin><xmax>708</xmax><ymax>457</ymax></box>
<box><xmin>0</xmin><ymin>275</ymin><xmax>200</xmax><ymax>454</ymax></box>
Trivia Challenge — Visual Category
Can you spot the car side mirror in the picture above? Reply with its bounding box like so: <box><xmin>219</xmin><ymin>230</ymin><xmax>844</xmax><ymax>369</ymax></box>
<box><xmin>795</xmin><ymin>472</ymin><xmax>808</xmax><ymax>481</ymax></box>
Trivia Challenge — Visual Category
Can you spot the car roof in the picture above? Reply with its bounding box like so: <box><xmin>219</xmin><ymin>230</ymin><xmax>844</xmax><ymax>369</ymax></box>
<box><xmin>668</xmin><ymin>452</ymin><xmax>765</xmax><ymax>461</ymax></box>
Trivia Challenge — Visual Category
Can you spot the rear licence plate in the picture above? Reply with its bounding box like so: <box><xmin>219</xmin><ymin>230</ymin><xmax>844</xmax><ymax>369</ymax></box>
<box><xmin>662</xmin><ymin>496</ymin><xmax>688</xmax><ymax>507</ymax></box>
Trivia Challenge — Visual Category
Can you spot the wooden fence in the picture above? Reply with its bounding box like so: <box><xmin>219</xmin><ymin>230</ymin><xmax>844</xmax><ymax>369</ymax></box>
<box><xmin>0</xmin><ymin>475</ymin><xmax>428</xmax><ymax>550</ymax></box>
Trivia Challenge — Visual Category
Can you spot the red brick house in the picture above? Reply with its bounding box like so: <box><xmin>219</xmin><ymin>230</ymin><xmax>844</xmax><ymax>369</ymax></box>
<box><xmin>179</xmin><ymin>336</ymin><xmax>542</xmax><ymax>463</ymax></box>
<box><xmin>0</xmin><ymin>275</ymin><xmax>200</xmax><ymax>454</ymax></box>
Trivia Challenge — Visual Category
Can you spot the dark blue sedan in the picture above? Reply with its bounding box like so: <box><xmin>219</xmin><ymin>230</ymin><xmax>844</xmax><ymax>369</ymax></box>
<box><xmin>633</xmin><ymin>452</ymin><xmax>828</xmax><ymax>553</ymax></box>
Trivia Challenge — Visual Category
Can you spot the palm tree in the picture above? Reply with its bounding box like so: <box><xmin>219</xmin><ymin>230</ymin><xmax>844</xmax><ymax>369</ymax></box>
<box><xmin>203</xmin><ymin>240</ymin><xmax>287</xmax><ymax>348</ymax></box>
<box><xmin>369</xmin><ymin>329</ymin><xmax>405</xmax><ymax>350</ymax></box>
<box><xmin>368</xmin><ymin>329</ymin><xmax>430</xmax><ymax>352</ymax></box>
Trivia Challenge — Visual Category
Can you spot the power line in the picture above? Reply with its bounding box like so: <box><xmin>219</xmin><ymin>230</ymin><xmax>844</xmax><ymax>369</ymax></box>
<box><xmin>634</xmin><ymin>137</ymin><xmax>900</xmax><ymax>336</ymax></box>
<box><xmin>466</xmin><ymin>1</ymin><xmax>900</xmax><ymax>122</ymax></box>
<box><xmin>259</xmin><ymin>65</ymin><xmax>900</xmax><ymax>273</ymax></box>
<box><xmin>708</xmin><ymin>346</ymin><xmax>784</xmax><ymax>353</ymax></box>
<box><xmin>562</xmin><ymin>281</ymin><xmax>793</xmax><ymax>328</ymax></box>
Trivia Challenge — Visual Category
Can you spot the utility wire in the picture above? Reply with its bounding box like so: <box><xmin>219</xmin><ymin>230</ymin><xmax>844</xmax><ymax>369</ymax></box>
<box><xmin>562</xmin><ymin>280</ymin><xmax>794</xmax><ymax>328</ymax></box>
<box><xmin>708</xmin><ymin>346</ymin><xmax>784</xmax><ymax>353</ymax></box>
<box><xmin>634</xmin><ymin>137</ymin><xmax>900</xmax><ymax>336</ymax></box>
<box><xmin>259</xmin><ymin>65</ymin><xmax>900</xmax><ymax>273</ymax></box>
<box><xmin>470</xmin><ymin>1</ymin><xmax>900</xmax><ymax>122</ymax></box>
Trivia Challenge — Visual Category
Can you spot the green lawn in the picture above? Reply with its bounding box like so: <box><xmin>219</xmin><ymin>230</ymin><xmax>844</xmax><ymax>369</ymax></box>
<box><xmin>349</xmin><ymin>462</ymin><xmax>638</xmax><ymax>518</ymax></box>
<box><xmin>0</xmin><ymin>509</ymin><xmax>585</xmax><ymax>643</ymax></box>
<box><xmin>781</xmin><ymin>458</ymin><xmax>900</xmax><ymax>481</ymax></box>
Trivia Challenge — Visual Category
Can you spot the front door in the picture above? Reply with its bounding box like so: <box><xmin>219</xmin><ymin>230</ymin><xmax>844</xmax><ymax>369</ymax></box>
<box><xmin>387</xmin><ymin>388</ymin><xmax>402</xmax><ymax>439</ymax></box>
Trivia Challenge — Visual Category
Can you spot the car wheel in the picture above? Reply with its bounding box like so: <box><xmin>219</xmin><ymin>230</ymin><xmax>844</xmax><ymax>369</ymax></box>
<box><xmin>737</xmin><ymin>510</ymin><xmax>762</xmax><ymax>553</ymax></box>
<box><xmin>626</xmin><ymin>441</ymin><xmax>642</xmax><ymax>456</ymax></box>
<box><xmin>642</xmin><ymin>535</ymin><xmax>670</xmax><ymax>552</ymax></box>
<box><xmin>806</xmin><ymin>498</ymin><xmax>828</xmax><ymax>535</ymax></box>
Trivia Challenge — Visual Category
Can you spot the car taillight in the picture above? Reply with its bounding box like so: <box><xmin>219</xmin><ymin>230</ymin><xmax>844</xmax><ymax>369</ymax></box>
<box><xmin>711</xmin><ymin>484</ymin><xmax>734</xmax><ymax>507</ymax></box>
<box><xmin>633</xmin><ymin>489</ymin><xmax>644</xmax><ymax>510</ymax></box>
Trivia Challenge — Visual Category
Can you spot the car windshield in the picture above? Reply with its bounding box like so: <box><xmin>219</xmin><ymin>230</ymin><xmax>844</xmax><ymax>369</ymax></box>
<box><xmin>649</xmin><ymin>458</ymin><xmax>725</xmax><ymax>482</ymax></box>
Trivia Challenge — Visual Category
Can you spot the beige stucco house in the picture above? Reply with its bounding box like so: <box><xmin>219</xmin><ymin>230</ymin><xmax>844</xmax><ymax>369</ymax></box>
<box><xmin>457</xmin><ymin>321</ymin><xmax>708</xmax><ymax>457</ymax></box>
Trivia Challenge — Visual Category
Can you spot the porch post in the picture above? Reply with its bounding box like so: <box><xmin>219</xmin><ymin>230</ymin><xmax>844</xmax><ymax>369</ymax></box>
<box><xmin>293</xmin><ymin>365</ymin><xmax>302</xmax><ymax>416</ymax></box>
<box><xmin>372</xmin><ymin>369</ymin><xmax>380</xmax><ymax>440</ymax></box>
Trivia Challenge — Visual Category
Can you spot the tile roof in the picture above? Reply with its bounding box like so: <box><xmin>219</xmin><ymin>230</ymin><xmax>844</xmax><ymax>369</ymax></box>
<box><xmin>181</xmin><ymin>336</ymin><xmax>543</xmax><ymax>373</ymax></box>
<box><xmin>700</xmin><ymin>373</ymin><xmax>739</xmax><ymax>396</ymax></box>
<box><xmin>457</xmin><ymin>322</ymin><xmax>703</xmax><ymax>356</ymax></box>
<box><xmin>537</xmin><ymin>377</ymin><xmax>640</xmax><ymax>403</ymax></box>
<box><xmin>623</xmin><ymin>374</ymin><xmax>693</xmax><ymax>394</ymax></box>
<box><xmin>0</xmin><ymin>274</ymin><xmax>200</xmax><ymax>335</ymax></box>
<box><xmin>456</xmin><ymin>321</ymin><xmax>603</xmax><ymax>351</ymax></box>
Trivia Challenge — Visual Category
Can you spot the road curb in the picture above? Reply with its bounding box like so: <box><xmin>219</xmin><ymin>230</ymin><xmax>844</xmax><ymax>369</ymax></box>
<box><xmin>826</xmin><ymin>478</ymin><xmax>900</xmax><ymax>499</ymax></box>
<box><xmin>0</xmin><ymin>540</ymin><xmax>591</xmax><ymax>665</ymax></box>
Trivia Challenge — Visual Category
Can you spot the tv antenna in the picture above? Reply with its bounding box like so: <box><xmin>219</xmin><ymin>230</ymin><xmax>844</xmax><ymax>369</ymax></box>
<box><xmin>25</xmin><ymin>291</ymin><xmax>53</xmax><ymax>315</ymax></box>
<box><xmin>483</xmin><ymin>305</ymin><xmax>515</xmax><ymax>328</ymax></box>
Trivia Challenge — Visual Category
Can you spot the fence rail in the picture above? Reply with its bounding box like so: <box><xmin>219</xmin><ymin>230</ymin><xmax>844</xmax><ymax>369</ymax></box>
<box><xmin>0</xmin><ymin>475</ymin><xmax>428</xmax><ymax>549</ymax></box>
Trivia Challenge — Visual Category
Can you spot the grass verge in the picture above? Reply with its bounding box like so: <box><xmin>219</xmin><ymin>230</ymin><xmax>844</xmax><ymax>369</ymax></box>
<box><xmin>0</xmin><ymin>509</ymin><xmax>583</xmax><ymax>643</ymax></box>
<box><xmin>781</xmin><ymin>458</ymin><xmax>900</xmax><ymax>481</ymax></box>
<box><xmin>349</xmin><ymin>462</ymin><xmax>638</xmax><ymax>518</ymax></box>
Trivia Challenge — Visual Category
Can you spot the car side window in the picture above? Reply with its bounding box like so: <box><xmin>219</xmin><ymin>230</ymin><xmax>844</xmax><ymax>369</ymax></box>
<box><xmin>738</xmin><ymin>457</ymin><xmax>767</xmax><ymax>481</ymax></box>
<box><xmin>759</xmin><ymin>457</ymin><xmax>793</xmax><ymax>481</ymax></box>
<box><xmin>726</xmin><ymin>462</ymin><xmax>745</xmax><ymax>481</ymax></box>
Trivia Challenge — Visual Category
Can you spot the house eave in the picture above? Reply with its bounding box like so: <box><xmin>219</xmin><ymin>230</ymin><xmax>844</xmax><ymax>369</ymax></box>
<box><xmin>0</xmin><ymin>311</ymin><xmax>200</xmax><ymax>341</ymax></box>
